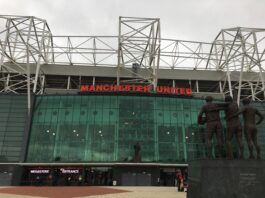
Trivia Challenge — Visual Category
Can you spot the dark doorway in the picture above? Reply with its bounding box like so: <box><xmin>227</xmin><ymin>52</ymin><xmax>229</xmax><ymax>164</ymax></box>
<box><xmin>121</xmin><ymin>172</ymin><xmax>151</xmax><ymax>186</ymax></box>
<box><xmin>84</xmin><ymin>167</ymin><xmax>112</xmax><ymax>186</ymax></box>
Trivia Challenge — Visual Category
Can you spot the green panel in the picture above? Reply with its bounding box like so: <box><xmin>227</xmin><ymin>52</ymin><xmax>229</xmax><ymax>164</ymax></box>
<box><xmin>0</xmin><ymin>94</ymin><xmax>28</xmax><ymax>162</ymax></box>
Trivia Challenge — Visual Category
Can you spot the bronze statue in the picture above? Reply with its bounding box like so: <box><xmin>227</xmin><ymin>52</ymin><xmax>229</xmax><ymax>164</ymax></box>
<box><xmin>224</xmin><ymin>96</ymin><xmax>244</xmax><ymax>159</ymax></box>
<box><xmin>198</xmin><ymin>96</ymin><xmax>226</xmax><ymax>158</ymax></box>
<box><xmin>235</xmin><ymin>98</ymin><xmax>264</xmax><ymax>159</ymax></box>
<box><xmin>133</xmin><ymin>142</ymin><xmax>141</xmax><ymax>162</ymax></box>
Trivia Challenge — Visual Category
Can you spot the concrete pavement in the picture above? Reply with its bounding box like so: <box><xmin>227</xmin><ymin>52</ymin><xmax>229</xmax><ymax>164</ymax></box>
<box><xmin>0</xmin><ymin>187</ymin><xmax>186</xmax><ymax>198</ymax></box>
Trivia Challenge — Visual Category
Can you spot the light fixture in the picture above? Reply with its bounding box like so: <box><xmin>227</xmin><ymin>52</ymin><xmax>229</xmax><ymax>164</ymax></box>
<box><xmin>167</xmin><ymin>131</ymin><xmax>170</xmax><ymax>135</ymax></box>
<box><xmin>185</xmin><ymin>136</ymin><xmax>189</xmax><ymax>139</ymax></box>
<box><xmin>46</xmin><ymin>130</ymin><xmax>50</xmax><ymax>133</ymax></box>
<box><xmin>52</xmin><ymin>133</ymin><xmax>56</xmax><ymax>136</ymax></box>
<box><xmin>73</xmin><ymin>129</ymin><xmax>76</xmax><ymax>133</ymax></box>
<box><xmin>98</xmin><ymin>130</ymin><xmax>102</xmax><ymax>133</ymax></box>
<box><xmin>76</xmin><ymin>134</ymin><xmax>79</xmax><ymax>137</ymax></box>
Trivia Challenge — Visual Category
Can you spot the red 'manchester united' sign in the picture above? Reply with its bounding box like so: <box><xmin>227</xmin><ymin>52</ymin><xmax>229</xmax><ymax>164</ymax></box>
<box><xmin>80</xmin><ymin>84</ymin><xmax>192</xmax><ymax>95</ymax></box>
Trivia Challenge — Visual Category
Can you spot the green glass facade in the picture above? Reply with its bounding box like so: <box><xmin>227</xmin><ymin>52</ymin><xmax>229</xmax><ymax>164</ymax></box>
<box><xmin>26</xmin><ymin>94</ymin><xmax>265</xmax><ymax>163</ymax></box>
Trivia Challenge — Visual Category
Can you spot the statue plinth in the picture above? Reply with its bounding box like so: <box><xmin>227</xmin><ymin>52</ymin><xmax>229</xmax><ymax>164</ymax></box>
<box><xmin>187</xmin><ymin>159</ymin><xmax>265</xmax><ymax>198</ymax></box>
<box><xmin>133</xmin><ymin>143</ymin><xmax>141</xmax><ymax>163</ymax></box>
<box><xmin>132</xmin><ymin>155</ymin><xmax>141</xmax><ymax>163</ymax></box>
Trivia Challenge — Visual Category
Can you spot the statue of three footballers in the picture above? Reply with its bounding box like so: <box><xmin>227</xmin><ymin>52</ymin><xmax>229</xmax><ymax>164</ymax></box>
<box><xmin>198</xmin><ymin>96</ymin><xmax>263</xmax><ymax>159</ymax></box>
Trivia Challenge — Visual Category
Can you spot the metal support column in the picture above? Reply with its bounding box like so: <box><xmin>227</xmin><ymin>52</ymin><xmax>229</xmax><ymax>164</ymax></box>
<box><xmin>117</xmin><ymin>16</ymin><xmax>122</xmax><ymax>86</ymax></box>
<box><xmin>221</xmin><ymin>31</ymin><xmax>233</xmax><ymax>97</ymax></box>
<box><xmin>4</xmin><ymin>74</ymin><xmax>10</xmax><ymax>91</ymax></box>
<box><xmin>253</xmin><ymin>32</ymin><xmax>265</xmax><ymax>99</ymax></box>
<box><xmin>67</xmin><ymin>76</ymin><xmax>71</xmax><ymax>89</ymax></box>
<box><xmin>33</xmin><ymin>22</ymin><xmax>46</xmax><ymax>93</ymax></box>
<box><xmin>0</xmin><ymin>19</ymin><xmax>10</xmax><ymax>71</ymax></box>
<box><xmin>219</xmin><ymin>81</ymin><xmax>223</xmax><ymax>93</ymax></box>
<box><xmin>40</xmin><ymin>75</ymin><xmax>45</xmax><ymax>94</ymax></box>
<box><xmin>196</xmin><ymin>80</ymin><xmax>199</xmax><ymax>93</ymax></box>
<box><xmin>26</xmin><ymin>18</ymin><xmax>33</xmax><ymax>116</ymax></box>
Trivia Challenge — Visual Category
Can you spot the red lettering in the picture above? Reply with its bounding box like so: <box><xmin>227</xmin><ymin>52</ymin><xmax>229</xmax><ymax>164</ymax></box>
<box><xmin>132</xmin><ymin>85</ymin><xmax>137</xmax><ymax>92</ymax></box>
<box><xmin>80</xmin><ymin>85</ymin><xmax>88</xmax><ymax>92</ymax></box>
<box><xmin>103</xmin><ymin>85</ymin><xmax>110</xmax><ymax>91</ymax></box>
<box><xmin>80</xmin><ymin>84</ymin><xmax>191</xmax><ymax>96</ymax></box>
<box><xmin>156</xmin><ymin>86</ymin><xmax>163</xmax><ymax>93</ymax></box>
<box><xmin>163</xmin><ymin>86</ymin><xmax>171</xmax><ymax>94</ymax></box>
<box><xmin>125</xmin><ymin>85</ymin><xmax>131</xmax><ymax>91</ymax></box>
<box><xmin>180</xmin><ymin>88</ymin><xmax>185</xmax><ymax>94</ymax></box>
<box><xmin>119</xmin><ymin>85</ymin><xmax>124</xmax><ymax>91</ymax></box>
<box><xmin>186</xmin><ymin>88</ymin><xmax>192</xmax><ymax>95</ymax></box>
<box><xmin>137</xmin><ymin>85</ymin><xmax>144</xmax><ymax>92</ymax></box>
<box><xmin>96</xmin><ymin>85</ymin><xmax>104</xmax><ymax>91</ymax></box>
<box><xmin>143</xmin><ymin>86</ymin><xmax>150</xmax><ymax>93</ymax></box>
<box><xmin>89</xmin><ymin>85</ymin><xmax>95</xmax><ymax>91</ymax></box>
<box><xmin>109</xmin><ymin>85</ymin><xmax>118</xmax><ymax>91</ymax></box>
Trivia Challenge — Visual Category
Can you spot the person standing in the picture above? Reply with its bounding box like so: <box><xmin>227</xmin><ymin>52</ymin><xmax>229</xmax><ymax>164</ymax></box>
<box><xmin>176</xmin><ymin>169</ymin><xmax>184</xmax><ymax>192</ymax></box>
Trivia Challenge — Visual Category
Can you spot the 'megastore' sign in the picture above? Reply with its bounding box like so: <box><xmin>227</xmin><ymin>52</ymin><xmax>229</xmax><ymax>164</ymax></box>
<box><xmin>80</xmin><ymin>84</ymin><xmax>192</xmax><ymax>95</ymax></box>
<box><xmin>30</xmin><ymin>169</ymin><xmax>50</xmax><ymax>174</ymax></box>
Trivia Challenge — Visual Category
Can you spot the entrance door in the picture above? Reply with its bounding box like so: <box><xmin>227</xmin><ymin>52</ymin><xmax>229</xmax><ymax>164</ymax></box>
<box><xmin>85</xmin><ymin>167</ymin><xmax>112</xmax><ymax>186</ymax></box>
<box><xmin>121</xmin><ymin>173</ymin><xmax>151</xmax><ymax>186</ymax></box>
<box><xmin>136</xmin><ymin>173</ymin><xmax>151</xmax><ymax>186</ymax></box>
<box><xmin>121</xmin><ymin>173</ymin><xmax>136</xmax><ymax>186</ymax></box>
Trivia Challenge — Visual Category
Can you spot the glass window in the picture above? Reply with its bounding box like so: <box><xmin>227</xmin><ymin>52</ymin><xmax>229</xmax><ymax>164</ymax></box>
<box><xmin>26</xmin><ymin>95</ymin><xmax>265</xmax><ymax>163</ymax></box>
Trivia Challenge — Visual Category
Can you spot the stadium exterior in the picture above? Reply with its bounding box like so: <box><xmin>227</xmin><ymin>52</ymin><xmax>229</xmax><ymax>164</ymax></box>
<box><xmin>0</xmin><ymin>15</ymin><xmax>265</xmax><ymax>186</ymax></box>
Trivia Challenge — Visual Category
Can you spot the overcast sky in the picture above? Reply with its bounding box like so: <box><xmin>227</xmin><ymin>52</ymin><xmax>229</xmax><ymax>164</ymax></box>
<box><xmin>1</xmin><ymin>0</ymin><xmax>265</xmax><ymax>42</ymax></box>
